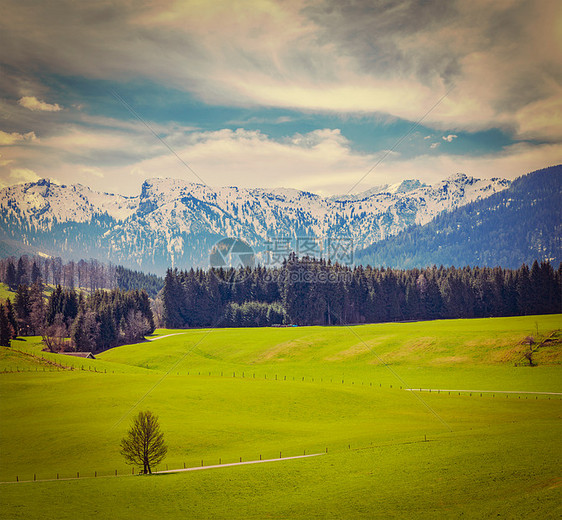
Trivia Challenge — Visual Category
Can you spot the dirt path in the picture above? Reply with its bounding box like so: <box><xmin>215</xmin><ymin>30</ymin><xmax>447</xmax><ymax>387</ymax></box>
<box><xmin>405</xmin><ymin>388</ymin><xmax>562</xmax><ymax>395</ymax></box>
<box><xmin>156</xmin><ymin>453</ymin><xmax>325</xmax><ymax>474</ymax></box>
<box><xmin>146</xmin><ymin>333</ymin><xmax>189</xmax><ymax>342</ymax></box>
<box><xmin>0</xmin><ymin>453</ymin><xmax>325</xmax><ymax>484</ymax></box>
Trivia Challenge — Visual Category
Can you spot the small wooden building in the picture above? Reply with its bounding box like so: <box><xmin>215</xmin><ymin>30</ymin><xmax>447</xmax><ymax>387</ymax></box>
<box><xmin>62</xmin><ymin>352</ymin><xmax>96</xmax><ymax>359</ymax></box>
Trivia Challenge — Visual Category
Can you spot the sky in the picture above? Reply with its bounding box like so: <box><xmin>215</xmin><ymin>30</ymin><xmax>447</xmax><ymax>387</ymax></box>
<box><xmin>0</xmin><ymin>0</ymin><xmax>561</xmax><ymax>196</ymax></box>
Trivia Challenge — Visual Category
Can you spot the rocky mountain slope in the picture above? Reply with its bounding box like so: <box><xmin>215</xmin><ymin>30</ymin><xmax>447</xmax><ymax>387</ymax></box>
<box><xmin>0</xmin><ymin>173</ymin><xmax>510</xmax><ymax>273</ymax></box>
<box><xmin>356</xmin><ymin>165</ymin><xmax>561</xmax><ymax>269</ymax></box>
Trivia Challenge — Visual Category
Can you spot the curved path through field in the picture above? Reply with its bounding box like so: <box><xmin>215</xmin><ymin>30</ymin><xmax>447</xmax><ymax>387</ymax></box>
<box><xmin>146</xmin><ymin>333</ymin><xmax>189</xmax><ymax>342</ymax></box>
<box><xmin>405</xmin><ymin>388</ymin><xmax>562</xmax><ymax>395</ymax></box>
<box><xmin>156</xmin><ymin>453</ymin><xmax>325</xmax><ymax>474</ymax></box>
<box><xmin>0</xmin><ymin>453</ymin><xmax>325</xmax><ymax>484</ymax></box>
<box><xmin>146</xmin><ymin>330</ymin><xmax>214</xmax><ymax>342</ymax></box>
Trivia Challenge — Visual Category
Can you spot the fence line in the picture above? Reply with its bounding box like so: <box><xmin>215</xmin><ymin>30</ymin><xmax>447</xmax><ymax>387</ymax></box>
<box><xmin>0</xmin><ymin>433</ymin><xmax>445</xmax><ymax>485</ymax></box>
<box><xmin>2</xmin><ymin>366</ymin><xmax>560</xmax><ymax>401</ymax></box>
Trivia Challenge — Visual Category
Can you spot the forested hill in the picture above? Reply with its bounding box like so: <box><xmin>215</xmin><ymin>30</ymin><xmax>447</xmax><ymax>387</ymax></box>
<box><xmin>356</xmin><ymin>165</ymin><xmax>561</xmax><ymax>269</ymax></box>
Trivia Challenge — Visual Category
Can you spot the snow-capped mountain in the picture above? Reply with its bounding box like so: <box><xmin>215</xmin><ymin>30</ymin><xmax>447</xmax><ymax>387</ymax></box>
<box><xmin>0</xmin><ymin>174</ymin><xmax>510</xmax><ymax>273</ymax></box>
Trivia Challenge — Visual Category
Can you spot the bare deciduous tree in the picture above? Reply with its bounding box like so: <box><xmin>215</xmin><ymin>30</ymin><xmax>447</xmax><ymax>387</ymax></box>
<box><xmin>120</xmin><ymin>410</ymin><xmax>168</xmax><ymax>475</ymax></box>
<box><xmin>120</xmin><ymin>310</ymin><xmax>150</xmax><ymax>343</ymax></box>
<box><xmin>42</xmin><ymin>313</ymin><xmax>68</xmax><ymax>352</ymax></box>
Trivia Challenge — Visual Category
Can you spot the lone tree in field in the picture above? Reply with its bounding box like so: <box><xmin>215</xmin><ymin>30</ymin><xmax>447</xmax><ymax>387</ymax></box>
<box><xmin>120</xmin><ymin>410</ymin><xmax>167</xmax><ymax>474</ymax></box>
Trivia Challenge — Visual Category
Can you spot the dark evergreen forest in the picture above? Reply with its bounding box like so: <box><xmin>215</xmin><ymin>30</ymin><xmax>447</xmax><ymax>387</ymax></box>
<box><xmin>1</xmin><ymin>283</ymin><xmax>155</xmax><ymax>351</ymax></box>
<box><xmin>163</xmin><ymin>255</ymin><xmax>562</xmax><ymax>328</ymax></box>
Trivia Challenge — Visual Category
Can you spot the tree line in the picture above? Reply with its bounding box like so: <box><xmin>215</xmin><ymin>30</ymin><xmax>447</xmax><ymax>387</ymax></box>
<box><xmin>0</xmin><ymin>255</ymin><xmax>163</xmax><ymax>297</ymax></box>
<box><xmin>162</xmin><ymin>255</ymin><xmax>561</xmax><ymax>328</ymax></box>
<box><xmin>1</xmin><ymin>280</ymin><xmax>154</xmax><ymax>352</ymax></box>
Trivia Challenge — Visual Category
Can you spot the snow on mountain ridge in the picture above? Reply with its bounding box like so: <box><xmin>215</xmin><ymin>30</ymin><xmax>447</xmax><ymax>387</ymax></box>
<box><xmin>0</xmin><ymin>174</ymin><xmax>511</xmax><ymax>271</ymax></box>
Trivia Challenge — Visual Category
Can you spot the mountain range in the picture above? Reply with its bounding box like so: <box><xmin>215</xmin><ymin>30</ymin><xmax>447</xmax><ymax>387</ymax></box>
<box><xmin>356</xmin><ymin>165</ymin><xmax>561</xmax><ymax>269</ymax></box>
<box><xmin>0</xmin><ymin>173</ymin><xmax>512</xmax><ymax>273</ymax></box>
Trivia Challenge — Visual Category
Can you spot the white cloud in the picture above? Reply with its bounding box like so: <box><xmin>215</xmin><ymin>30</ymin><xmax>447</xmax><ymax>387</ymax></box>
<box><xmin>1</xmin><ymin>168</ymin><xmax>41</xmax><ymax>187</ymax></box>
<box><xmin>18</xmin><ymin>96</ymin><xmax>62</xmax><ymax>112</ymax></box>
<box><xmin>0</xmin><ymin>130</ymin><xmax>37</xmax><ymax>145</ymax></box>
<box><xmin>0</xmin><ymin>117</ymin><xmax>559</xmax><ymax>197</ymax></box>
<box><xmin>24</xmin><ymin>127</ymin><xmax>556</xmax><ymax>197</ymax></box>
<box><xmin>513</xmin><ymin>90</ymin><xmax>562</xmax><ymax>141</ymax></box>
<box><xmin>81</xmin><ymin>167</ymin><xmax>104</xmax><ymax>178</ymax></box>
<box><xmin>0</xmin><ymin>153</ymin><xmax>13</xmax><ymax>167</ymax></box>
<box><xmin>356</xmin><ymin>142</ymin><xmax>562</xmax><ymax>189</ymax></box>
<box><xmin>122</xmin><ymin>127</ymin><xmax>379</xmax><ymax>194</ymax></box>
<box><xmin>442</xmin><ymin>134</ymin><xmax>458</xmax><ymax>142</ymax></box>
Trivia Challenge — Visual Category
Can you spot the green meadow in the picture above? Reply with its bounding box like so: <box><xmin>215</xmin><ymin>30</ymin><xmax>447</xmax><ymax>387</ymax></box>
<box><xmin>1</xmin><ymin>314</ymin><xmax>561</xmax><ymax>518</ymax></box>
<box><xmin>0</xmin><ymin>282</ymin><xmax>15</xmax><ymax>302</ymax></box>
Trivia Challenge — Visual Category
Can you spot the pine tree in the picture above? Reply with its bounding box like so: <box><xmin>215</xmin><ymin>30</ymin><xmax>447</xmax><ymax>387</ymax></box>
<box><xmin>162</xmin><ymin>270</ymin><xmax>184</xmax><ymax>328</ymax></box>
<box><xmin>98</xmin><ymin>304</ymin><xmax>117</xmax><ymax>350</ymax></box>
<box><xmin>6</xmin><ymin>261</ymin><xmax>17</xmax><ymax>289</ymax></box>
<box><xmin>14</xmin><ymin>285</ymin><xmax>32</xmax><ymax>335</ymax></box>
<box><xmin>5</xmin><ymin>298</ymin><xmax>18</xmax><ymax>339</ymax></box>
<box><xmin>31</xmin><ymin>262</ymin><xmax>42</xmax><ymax>284</ymax></box>
<box><xmin>516</xmin><ymin>264</ymin><xmax>532</xmax><ymax>315</ymax></box>
<box><xmin>137</xmin><ymin>290</ymin><xmax>155</xmax><ymax>333</ymax></box>
<box><xmin>62</xmin><ymin>289</ymin><xmax>79</xmax><ymax>325</ymax></box>
<box><xmin>16</xmin><ymin>257</ymin><xmax>27</xmax><ymax>286</ymax></box>
<box><xmin>47</xmin><ymin>285</ymin><xmax>63</xmax><ymax>325</ymax></box>
<box><xmin>0</xmin><ymin>304</ymin><xmax>11</xmax><ymax>347</ymax></box>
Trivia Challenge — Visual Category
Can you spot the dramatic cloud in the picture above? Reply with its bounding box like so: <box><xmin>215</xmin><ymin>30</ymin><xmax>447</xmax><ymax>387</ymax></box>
<box><xmin>369</xmin><ymin>142</ymin><xmax>562</xmax><ymax>189</ymax></box>
<box><xmin>2</xmin><ymin>120</ymin><xmax>558</xmax><ymax>197</ymax></box>
<box><xmin>0</xmin><ymin>130</ymin><xmax>37</xmax><ymax>145</ymax></box>
<box><xmin>113</xmin><ymin>127</ymin><xmax>381</xmax><ymax>195</ymax></box>
<box><xmin>0</xmin><ymin>0</ymin><xmax>560</xmax><ymax>138</ymax></box>
<box><xmin>0</xmin><ymin>1</ymin><xmax>559</xmax><ymax>195</ymax></box>
<box><xmin>0</xmin><ymin>167</ymin><xmax>40</xmax><ymax>188</ymax></box>
<box><xmin>18</xmin><ymin>96</ymin><xmax>62</xmax><ymax>112</ymax></box>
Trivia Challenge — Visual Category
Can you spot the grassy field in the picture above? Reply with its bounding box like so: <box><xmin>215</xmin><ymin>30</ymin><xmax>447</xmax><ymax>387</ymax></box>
<box><xmin>0</xmin><ymin>282</ymin><xmax>15</xmax><ymax>301</ymax></box>
<box><xmin>1</xmin><ymin>314</ymin><xmax>561</xmax><ymax>518</ymax></box>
